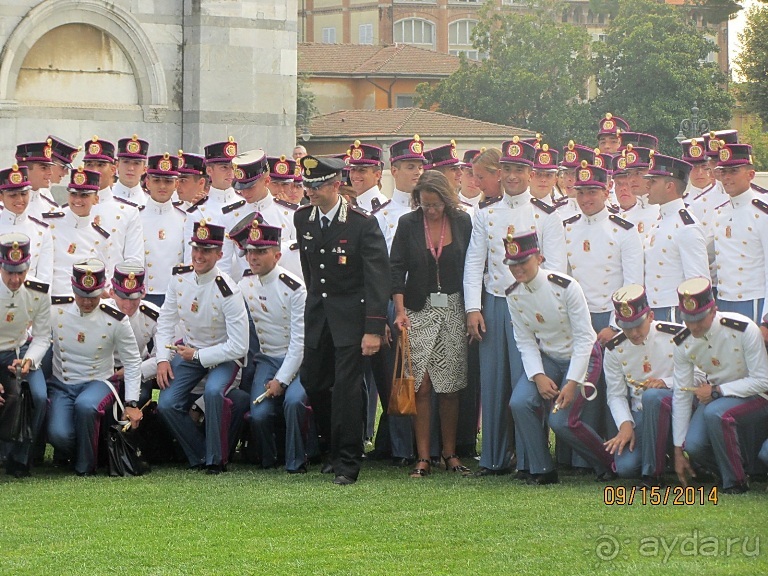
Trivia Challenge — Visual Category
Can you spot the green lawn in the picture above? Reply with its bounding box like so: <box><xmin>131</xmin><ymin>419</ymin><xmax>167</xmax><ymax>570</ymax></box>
<box><xmin>1</xmin><ymin>460</ymin><xmax>765</xmax><ymax>575</ymax></box>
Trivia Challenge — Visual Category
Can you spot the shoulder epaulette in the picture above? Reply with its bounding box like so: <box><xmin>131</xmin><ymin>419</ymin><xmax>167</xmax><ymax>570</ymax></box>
<box><xmin>215</xmin><ymin>275</ymin><xmax>233</xmax><ymax>297</ymax></box>
<box><xmin>531</xmin><ymin>197</ymin><xmax>556</xmax><ymax>214</ymax></box>
<box><xmin>137</xmin><ymin>205</ymin><xmax>145</xmax><ymax>211</ymax></box>
<box><xmin>27</xmin><ymin>215</ymin><xmax>49</xmax><ymax>228</ymax></box>
<box><xmin>479</xmin><ymin>196</ymin><xmax>502</xmax><ymax>209</ymax></box>
<box><xmin>605</xmin><ymin>332</ymin><xmax>627</xmax><ymax>351</ymax></box>
<box><xmin>172</xmin><ymin>264</ymin><xmax>194</xmax><ymax>275</ymax></box>
<box><xmin>751</xmin><ymin>198</ymin><xmax>768</xmax><ymax>215</ymax></box>
<box><xmin>459</xmin><ymin>200</ymin><xmax>472</xmax><ymax>208</ymax></box>
<box><xmin>279</xmin><ymin>273</ymin><xmax>300</xmax><ymax>291</ymax></box>
<box><xmin>609</xmin><ymin>214</ymin><xmax>634</xmax><ymax>230</ymax></box>
<box><xmin>274</xmin><ymin>198</ymin><xmax>299</xmax><ymax>211</ymax></box>
<box><xmin>242</xmin><ymin>269</ymin><xmax>254</xmax><ymax>277</ymax></box>
<box><xmin>24</xmin><ymin>280</ymin><xmax>49</xmax><ymax>293</ymax></box>
<box><xmin>547</xmin><ymin>273</ymin><xmax>571</xmax><ymax>288</ymax></box>
<box><xmin>222</xmin><ymin>199</ymin><xmax>246</xmax><ymax>214</ymax></box>
<box><xmin>289</xmin><ymin>242</ymin><xmax>298</xmax><ymax>251</ymax></box>
<box><xmin>92</xmin><ymin>222</ymin><xmax>110</xmax><ymax>238</ymax></box>
<box><xmin>296</xmin><ymin>203</ymin><xmax>312</xmax><ymax>212</ymax></box>
<box><xmin>673</xmin><ymin>328</ymin><xmax>691</xmax><ymax>346</ymax></box>
<box><xmin>41</xmin><ymin>211</ymin><xmax>65</xmax><ymax>219</ymax></box>
<box><xmin>172</xmin><ymin>200</ymin><xmax>184</xmax><ymax>208</ymax></box>
<box><xmin>692</xmin><ymin>183</ymin><xmax>714</xmax><ymax>201</ymax></box>
<box><xmin>349</xmin><ymin>206</ymin><xmax>370</xmax><ymax>217</ymax></box>
<box><xmin>678</xmin><ymin>208</ymin><xmax>695</xmax><ymax>225</ymax></box>
<box><xmin>751</xmin><ymin>183</ymin><xmax>768</xmax><ymax>194</ymax></box>
<box><xmin>563</xmin><ymin>214</ymin><xmax>581</xmax><ymax>226</ymax></box>
<box><xmin>715</xmin><ymin>200</ymin><xmax>729</xmax><ymax>210</ymax></box>
<box><xmin>42</xmin><ymin>195</ymin><xmax>59</xmax><ymax>207</ymax></box>
<box><xmin>139</xmin><ymin>303</ymin><xmax>160</xmax><ymax>322</ymax></box>
<box><xmin>553</xmin><ymin>196</ymin><xmax>569</xmax><ymax>208</ymax></box>
<box><xmin>606</xmin><ymin>204</ymin><xmax>619</xmax><ymax>214</ymax></box>
<box><xmin>99</xmin><ymin>303</ymin><xmax>126</xmax><ymax>321</ymax></box>
<box><xmin>370</xmin><ymin>199</ymin><xmax>390</xmax><ymax>215</ymax></box>
<box><xmin>656</xmin><ymin>322</ymin><xmax>685</xmax><ymax>335</ymax></box>
<box><xmin>174</xmin><ymin>206</ymin><xmax>186</xmax><ymax>215</ymax></box>
<box><xmin>114</xmin><ymin>196</ymin><xmax>139</xmax><ymax>208</ymax></box>
<box><xmin>187</xmin><ymin>196</ymin><xmax>208</xmax><ymax>213</ymax></box>
<box><xmin>505</xmin><ymin>282</ymin><xmax>519</xmax><ymax>295</ymax></box>
<box><xmin>721</xmin><ymin>317</ymin><xmax>748</xmax><ymax>332</ymax></box>
<box><xmin>52</xmin><ymin>295</ymin><xmax>74</xmax><ymax>305</ymax></box>
<box><xmin>370</xmin><ymin>197</ymin><xmax>382</xmax><ymax>212</ymax></box>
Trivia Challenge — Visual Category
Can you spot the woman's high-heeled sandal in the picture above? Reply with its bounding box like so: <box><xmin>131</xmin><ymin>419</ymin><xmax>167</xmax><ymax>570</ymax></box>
<box><xmin>442</xmin><ymin>454</ymin><xmax>472</xmax><ymax>476</ymax></box>
<box><xmin>409</xmin><ymin>458</ymin><xmax>431</xmax><ymax>478</ymax></box>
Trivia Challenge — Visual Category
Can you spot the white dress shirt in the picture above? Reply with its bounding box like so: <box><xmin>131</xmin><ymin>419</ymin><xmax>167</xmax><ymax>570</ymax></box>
<box><xmin>48</xmin><ymin>208</ymin><xmax>114</xmax><ymax>296</ymax></box>
<box><xmin>464</xmin><ymin>190</ymin><xmax>566</xmax><ymax>312</ymax></box>
<box><xmin>239</xmin><ymin>265</ymin><xmax>305</xmax><ymax>385</ymax></box>
<box><xmin>93</xmin><ymin>187</ymin><xmax>145</xmax><ymax>270</ymax></box>
<box><xmin>0</xmin><ymin>208</ymin><xmax>54</xmax><ymax>284</ymax></box>
<box><xmin>52</xmin><ymin>300</ymin><xmax>142</xmax><ymax>402</ymax></box>
<box><xmin>644</xmin><ymin>198</ymin><xmax>710</xmax><ymax>308</ymax></box>
<box><xmin>619</xmin><ymin>196</ymin><xmax>660</xmax><ymax>244</ymax></box>
<box><xmin>604</xmin><ymin>321</ymin><xmax>681</xmax><ymax>427</ymax></box>
<box><xmin>112</xmin><ymin>181</ymin><xmax>148</xmax><ymax>207</ymax></box>
<box><xmin>26</xmin><ymin>188</ymin><xmax>60</xmax><ymax>220</ymax></box>
<box><xmin>155</xmin><ymin>266</ymin><xmax>248</xmax><ymax>368</ymax></box>
<box><xmin>713</xmin><ymin>189</ymin><xmax>768</xmax><ymax>319</ymax></box>
<box><xmin>506</xmin><ymin>268</ymin><xmax>597</xmax><ymax>383</ymax></box>
<box><xmin>564</xmin><ymin>208</ymin><xmax>644</xmax><ymax>314</ymax></box>
<box><xmin>372</xmin><ymin>189</ymin><xmax>412</xmax><ymax>253</ymax></box>
<box><xmin>355</xmin><ymin>185</ymin><xmax>388</xmax><ymax>213</ymax></box>
<box><xmin>0</xmin><ymin>278</ymin><xmax>51</xmax><ymax>369</ymax></box>
<box><xmin>140</xmin><ymin>197</ymin><xmax>186</xmax><ymax>296</ymax></box>
<box><xmin>672</xmin><ymin>312</ymin><xmax>768</xmax><ymax>446</ymax></box>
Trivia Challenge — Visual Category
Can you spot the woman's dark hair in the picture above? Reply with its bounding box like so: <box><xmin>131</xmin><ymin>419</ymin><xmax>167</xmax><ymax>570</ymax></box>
<box><xmin>411</xmin><ymin>170</ymin><xmax>461</xmax><ymax>217</ymax></box>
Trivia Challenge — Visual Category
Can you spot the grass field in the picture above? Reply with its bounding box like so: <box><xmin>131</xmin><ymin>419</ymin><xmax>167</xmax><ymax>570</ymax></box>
<box><xmin>1</xmin><ymin>458</ymin><xmax>766</xmax><ymax>576</ymax></box>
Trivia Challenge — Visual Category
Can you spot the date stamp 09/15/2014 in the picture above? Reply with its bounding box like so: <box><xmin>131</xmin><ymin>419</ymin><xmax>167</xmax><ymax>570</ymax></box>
<box><xmin>603</xmin><ymin>485</ymin><xmax>719</xmax><ymax>506</ymax></box>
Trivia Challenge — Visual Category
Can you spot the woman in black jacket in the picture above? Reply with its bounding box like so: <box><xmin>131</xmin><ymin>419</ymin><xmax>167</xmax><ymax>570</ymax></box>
<box><xmin>391</xmin><ymin>171</ymin><xmax>473</xmax><ymax>478</ymax></box>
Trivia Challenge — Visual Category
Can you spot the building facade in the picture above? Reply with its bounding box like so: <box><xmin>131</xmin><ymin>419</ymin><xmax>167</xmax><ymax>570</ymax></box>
<box><xmin>0</xmin><ymin>0</ymin><xmax>298</xmax><ymax>161</ymax></box>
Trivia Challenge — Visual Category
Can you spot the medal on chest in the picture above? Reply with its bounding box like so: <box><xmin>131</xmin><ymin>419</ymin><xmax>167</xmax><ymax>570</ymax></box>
<box><xmin>259</xmin><ymin>295</ymin><xmax>268</xmax><ymax>314</ymax></box>
<box><xmin>5</xmin><ymin>312</ymin><xmax>13</xmax><ymax>323</ymax></box>
<box><xmin>582</xmin><ymin>240</ymin><xmax>590</xmax><ymax>252</ymax></box>
<box><xmin>535</xmin><ymin>313</ymin><xmax>545</xmax><ymax>324</ymax></box>
<box><xmin>77</xmin><ymin>332</ymin><xmax>86</xmax><ymax>343</ymax></box>
<box><xmin>649</xmin><ymin>235</ymin><xmax>655</xmax><ymax>247</ymax></box>
<box><xmin>507</xmin><ymin>225</ymin><xmax>515</xmax><ymax>237</ymax></box>
<box><xmin>711</xmin><ymin>357</ymin><xmax>720</xmax><ymax>367</ymax></box>
<box><xmin>93</xmin><ymin>215</ymin><xmax>101</xmax><ymax>227</ymax></box>
<box><xmin>338</xmin><ymin>255</ymin><xmax>347</xmax><ymax>265</ymax></box>
<box><xmin>67</xmin><ymin>243</ymin><xmax>77</xmax><ymax>254</ymax></box>
<box><xmin>725</xmin><ymin>226</ymin><xmax>731</xmax><ymax>239</ymax></box>
<box><xmin>638</xmin><ymin>222</ymin><xmax>644</xmax><ymax>234</ymax></box>
<box><xmin>643</xmin><ymin>358</ymin><xmax>651</xmax><ymax>373</ymax></box>
<box><xmin>191</xmin><ymin>299</ymin><xmax>199</xmax><ymax>313</ymax></box>
<box><xmin>158</xmin><ymin>229</ymin><xmax>166</xmax><ymax>240</ymax></box>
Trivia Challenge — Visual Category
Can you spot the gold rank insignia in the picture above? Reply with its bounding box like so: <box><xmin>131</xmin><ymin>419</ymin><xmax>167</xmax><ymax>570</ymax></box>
<box><xmin>535</xmin><ymin>313</ymin><xmax>545</xmax><ymax>324</ymax></box>
<box><xmin>67</xmin><ymin>243</ymin><xmax>76</xmax><ymax>254</ymax></box>
<box><xmin>191</xmin><ymin>299</ymin><xmax>199</xmax><ymax>313</ymax></box>
<box><xmin>507</xmin><ymin>225</ymin><xmax>515</xmax><ymax>237</ymax></box>
<box><xmin>158</xmin><ymin>229</ymin><xmax>166</xmax><ymax>240</ymax></box>
<box><xmin>682</xmin><ymin>294</ymin><xmax>697</xmax><ymax>311</ymax></box>
<box><xmin>77</xmin><ymin>332</ymin><xmax>85</xmax><ymax>343</ymax></box>
<box><xmin>583</xmin><ymin>240</ymin><xmax>590</xmax><ymax>252</ymax></box>
<box><xmin>224</xmin><ymin>136</ymin><xmax>237</xmax><ymax>158</ymax></box>
<box><xmin>620</xmin><ymin>302</ymin><xmax>633</xmax><ymax>318</ymax></box>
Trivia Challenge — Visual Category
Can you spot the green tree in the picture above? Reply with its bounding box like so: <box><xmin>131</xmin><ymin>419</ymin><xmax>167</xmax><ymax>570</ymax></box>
<box><xmin>296</xmin><ymin>74</ymin><xmax>318</xmax><ymax>130</ymax></box>
<box><xmin>738</xmin><ymin>115</ymin><xmax>768</xmax><ymax>171</ymax></box>
<box><xmin>416</xmin><ymin>0</ymin><xmax>594</xmax><ymax>147</ymax></box>
<box><xmin>593</xmin><ymin>0</ymin><xmax>733</xmax><ymax>155</ymax></box>
<box><xmin>735</xmin><ymin>4</ymin><xmax>768</xmax><ymax>124</ymax></box>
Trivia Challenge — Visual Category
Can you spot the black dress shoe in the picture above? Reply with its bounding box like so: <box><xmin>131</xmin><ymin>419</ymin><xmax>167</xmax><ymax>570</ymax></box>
<box><xmin>639</xmin><ymin>475</ymin><xmax>664</xmax><ymax>488</ymax></box>
<box><xmin>472</xmin><ymin>467</ymin><xmax>511</xmax><ymax>478</ymax></box>
<box><xmin>526</xmin><ymin>470</ymin><xmax>559</xmax><ymax>485</ymax></box>
<box><xmin>515</xmin><ymin>470</ymin><xmax>531</xmax><ymax>482</ymax></box>
<box><xmin>5</xmin><ymin>458</ymin><xmax>30</xmax><ymax>478</ymax></box>
<box><xmin>287</xmin><ymin>465</ymin><xmax>307</xmax><ymax>475</ymax></box>
<box><xmin>333</xmin><ymin>474</ymin><xmax>356</xmax><ymax>486</ymax></box>
<box><xmin>595</xmin><ymin>470</ymin><xmax>618</xmax><ymax>482</ymax></box>
<box><xmin>391</xmin><ymin>457</ymin><xmax>413</xmax><ymax>468</ymax></box>
<box><xmin>206</xmin><ymin>464</ymin><xmax>227</xmax><ymax>475</ymax></box>
<box><xmin>320</xmin><ymin>462</ymin><xmax>334</xmax><ymax>474</ymax></box>
<box><xmin>722</xmin><ymin>483</ymin><xmax>749</xmax><ymax>495</ymax></box>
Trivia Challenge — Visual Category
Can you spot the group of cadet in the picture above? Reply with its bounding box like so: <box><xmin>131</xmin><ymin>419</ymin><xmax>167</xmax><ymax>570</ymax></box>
<box><xmin>0</xmin><ymin>114</ymin><xmax>767</xmax><ymax>492</ymax></box>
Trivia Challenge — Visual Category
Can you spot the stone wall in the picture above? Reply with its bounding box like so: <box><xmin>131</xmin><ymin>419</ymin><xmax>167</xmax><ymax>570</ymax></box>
<box><xmin>0</xmin><ymin>0</ymin><xmax>298</xmax><ymax>163</ymax></box>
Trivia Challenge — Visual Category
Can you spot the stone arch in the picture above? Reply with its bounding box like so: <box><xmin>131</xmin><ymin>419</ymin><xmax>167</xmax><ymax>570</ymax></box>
<box><xmin>0</xmin><ymin>0</ymin><xmax>168</xmax><ymax>121</ymax></box>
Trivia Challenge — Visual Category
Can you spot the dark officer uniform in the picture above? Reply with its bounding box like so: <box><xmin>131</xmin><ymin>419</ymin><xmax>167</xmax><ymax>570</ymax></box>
<box><xmin>294</xmin><ymin>155</ymin><xmax>390</xmax><ymax>484</ymax></box>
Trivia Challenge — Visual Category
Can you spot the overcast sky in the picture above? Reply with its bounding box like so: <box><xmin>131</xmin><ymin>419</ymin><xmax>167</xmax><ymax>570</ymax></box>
<box><xmin>728</xmin><ymin>0</ymin><xmax>755</xmax><ymax>79</ymax></box>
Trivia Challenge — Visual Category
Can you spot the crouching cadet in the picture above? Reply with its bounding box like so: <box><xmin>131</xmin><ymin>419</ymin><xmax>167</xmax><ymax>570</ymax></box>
<box><xmin>47</xmin><ymin>260</ymin><xmax>142</xmax><ymax>476</ymax></box>
<box><xmin>238</xmin><ymin>221</ymin><xmax>312</xmax><ymax>473</ymax></box>
<box><xmin>0</xmin><ymin>233</ymin><xmax>51</xmax><ymax>477</ymax></box>
<box><xmin>673</xmin><ymin>277</ymin><xmax>768</xmax><ymax>494</ymax></box>
<box><xmin>155</xmin><ymin>222</ymin><xmax>249</xmax><ymax>473</ymax></box>
<box><xmin>505</xmin><ymin>232</ymin><xmax>612</xmax><ymax>484</ymax></box>
<box><xmin>603</xmin><ymin>284</ymin><xmax>686</xmax><ymax>484</ymax></box>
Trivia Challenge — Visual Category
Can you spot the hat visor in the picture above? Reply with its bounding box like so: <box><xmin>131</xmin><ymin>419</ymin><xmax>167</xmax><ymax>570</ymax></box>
<box><xmin>679</xmin><ymin>309</ymin><xmax>711</xmax><ymax>323</ymax></box>
<box><xmin>113</xmin><ymin>289</ymin><xmax>142</xmax><ymax>300</ymax></box>
<box><xmin>233</xmin><ymin>178</ymin><xmax>260</xmax><ymax>191</ymax></box>
<box><xmin>503</xmin><ymin>254</ymin><xmax>535</xmax><ymax>266</ymax></box>
<box><xmin>1</xmin><ymin>262</ymin><xmax>30</xmax><ymax>273</ymax></box>
<box><xmin>616</xmin><ymin>315</ymin><xmax>647</xmax><ymax>330</ymax></box>
<box><xmin>188</xmin><ymin>240</ymin><xmax>222</xmax><ymax>249</ymax></box>
<box><xmin>72</xmin><ymin>285</ymin><xmax>104</xmax><ymax>298</ymax></box>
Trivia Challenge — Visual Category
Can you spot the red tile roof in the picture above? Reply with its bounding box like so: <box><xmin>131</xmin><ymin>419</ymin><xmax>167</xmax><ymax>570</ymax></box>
<box><xmin>298</xmin><ymin>43</ymin><xmax>466</xmax><ymax>78</ymax></box>
<box><xmin>308</xmin><ymin>108</ymin><xmax>535</xmax><ymax>139</ymax></box>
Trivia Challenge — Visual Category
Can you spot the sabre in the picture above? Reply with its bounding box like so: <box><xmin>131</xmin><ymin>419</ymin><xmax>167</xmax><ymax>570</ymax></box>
<box><xmin>627</xmin><ymin>377</ymin><xmax>648</xmax><ymax>389</ymax></box>
<box><xmin>165</xmin><ymin>344</ymin><xmax>179</xmax><ymax>351</ymax></box>
<box><xmin>122</xmin><ymin>398</ymin><xmax>153</xmax><ymax>432</ymax></box>
<box><xmin>679</xmin><ymin>386</ymin><xmax>698</xmax><ymax>392</ymax></box>
<box><xmin>252</xmin><ymin>390</ymin><xmax>269</xmax><ymax>405</ymax></box>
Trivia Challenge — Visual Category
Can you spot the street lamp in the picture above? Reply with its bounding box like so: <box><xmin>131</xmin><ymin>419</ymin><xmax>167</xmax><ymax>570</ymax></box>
<box><xmin>676</xmin><ymin>102</ymin><xmax>709</xmax><ymax>142</ymax></box>
<box><xmin>297</xmin><ymin>114</ymin><xmax>313</xmax><ymax>142</ymax></box>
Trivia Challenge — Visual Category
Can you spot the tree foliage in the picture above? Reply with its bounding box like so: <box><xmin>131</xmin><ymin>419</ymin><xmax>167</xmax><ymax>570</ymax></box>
<box><xmin>297</xmin><ymin>74</ymin><xmax>318</xmax><ymax>127</ymax></box>
<box><xmin>738</xmin><ymin>114</ymin><xmax>768</xmax><ymax>171</ymax></box>
<box><xmin>416</xmin><ymin>0</ymin><xmax>594</xmax><ymax>148</ymax></box>
<box><xmin>593</xmin><ymin>0</ymin><xmax>733</xmax><ymax>155</ymax></box>
<box><xmin>735</xmin><ymin>4</ymin><xmax>768</xmax><ymax>125</ymax></box>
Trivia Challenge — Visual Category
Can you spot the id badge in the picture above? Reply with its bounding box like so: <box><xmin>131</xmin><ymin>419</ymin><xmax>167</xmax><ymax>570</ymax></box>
<box><xmin>430</xmin><ymin>292</ymin><xmax>448</xmax><ymax>308</ymax></box>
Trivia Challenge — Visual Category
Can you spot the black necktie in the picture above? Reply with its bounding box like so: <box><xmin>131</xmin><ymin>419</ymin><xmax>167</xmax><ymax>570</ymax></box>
<box><xmin>322</xmin><ymin>216</ymin><xmax>330</xmax><ymax>230</ymax></box>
